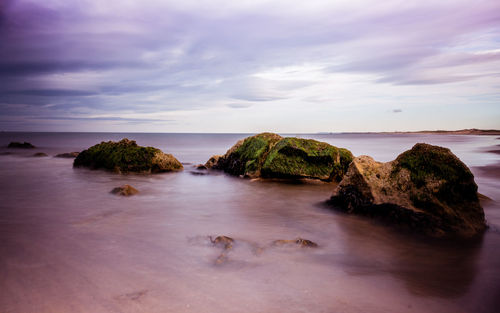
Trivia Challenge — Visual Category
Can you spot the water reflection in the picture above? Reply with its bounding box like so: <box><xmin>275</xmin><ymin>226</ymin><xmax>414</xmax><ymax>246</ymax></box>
<box><xmin>327</xmin><ymin>207</ymin><xmax>483</xmax><ymax>298</ymax></box>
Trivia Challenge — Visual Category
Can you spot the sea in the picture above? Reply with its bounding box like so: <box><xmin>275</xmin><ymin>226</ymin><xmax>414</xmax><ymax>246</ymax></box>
<box><xmin>0</xmin><ymin>132</ymin><xmax>499</xmax><ymax>313</ymax></box>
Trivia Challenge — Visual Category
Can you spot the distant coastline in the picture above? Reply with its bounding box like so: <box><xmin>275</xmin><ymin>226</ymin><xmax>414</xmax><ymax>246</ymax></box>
<box><xmin>321</xmin><ymin>129</ymin><xmax>500</xmax><ymax>136</ymax></box>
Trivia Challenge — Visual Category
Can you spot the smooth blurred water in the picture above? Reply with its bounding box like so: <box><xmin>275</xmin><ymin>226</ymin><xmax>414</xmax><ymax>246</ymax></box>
<box><xmin>0</xmin><ymin>132</ymin><xmax>499</xmax><ymax>313</ymax></box>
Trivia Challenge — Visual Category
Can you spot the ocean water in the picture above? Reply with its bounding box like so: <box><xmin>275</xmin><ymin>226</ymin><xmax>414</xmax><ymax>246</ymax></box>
<box><xmin>0</xmin><ymin>132</ymin><xmax>499</xmax><ymax>313</ymax></box>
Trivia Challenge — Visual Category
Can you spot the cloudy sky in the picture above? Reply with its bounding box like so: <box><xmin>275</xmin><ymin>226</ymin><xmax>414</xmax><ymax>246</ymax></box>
<box><xmin>1</xmin><ymin>0</ymin><xmax>499</xmax><ymax>132</ymax></box>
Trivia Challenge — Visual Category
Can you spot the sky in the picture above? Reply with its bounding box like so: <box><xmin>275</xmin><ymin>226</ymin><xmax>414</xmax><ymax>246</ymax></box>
<box><xmin>1</xmin><ymin>0</ymin><xmax>500</xmax><ymax>133</ymax></box>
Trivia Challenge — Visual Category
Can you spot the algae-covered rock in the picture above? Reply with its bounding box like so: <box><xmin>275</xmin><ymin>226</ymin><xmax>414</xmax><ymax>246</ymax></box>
<box><xmin>329</xmin><ymin>143</ymin><xmax>486</xmax><ymax>237</ymax></box>
<box><xmin>209</xmin><ymin>133</ymin><xmax>283</xmax><ymax>177</ymax></box>
<box><xmin>74</xmin><ymin>138</ymin><xmax>183</xmax><ymax>173</ymax></box>
<box><xmin>262</xmin><ymin>137</ymin><xmax>353</xmax><ymax>181</ymax></box>
<box><xmin>8</xmin><ymin>142</ymin><xmax>35</xmax><ymax>149</ymax></box>
<box><xmin>206</xmin><ymin>133</ymin><xmax>353</xmax><ymax>181</ymax></box>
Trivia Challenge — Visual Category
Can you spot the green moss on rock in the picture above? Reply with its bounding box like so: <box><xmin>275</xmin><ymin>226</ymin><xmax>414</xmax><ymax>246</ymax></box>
<box><xmin>207</xmin><ymin>133</ymin><xmax>353</xmax><ymax>181</ymax></box>
<box><xmin>262</xmin><ymin>137</ymin><xmax>353</xmax><ymax>181</ymax></box>
<box><xmin>73</xmin><ymin>138</ymin><xmax>183</xmax><ymax>173</ymax></box>
<box><xmin>217</xmin><ymin>133</ymin><xmax>283</xmax><ymax>177</ymax></box>
<box><xmin>393</xmin><ymin>143</ymin><xmax>478</xmax><ymax>205</ymax></box>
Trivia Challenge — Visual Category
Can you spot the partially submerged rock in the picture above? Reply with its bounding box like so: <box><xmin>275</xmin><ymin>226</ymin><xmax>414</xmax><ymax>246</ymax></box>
<box><xmin>73</xmin><ymin>138</ymin><xmax>183</xmax><ymax>173</ymax></box>
<box><xmin>205</xmin><ymin>133</ymin><xmax>353</xmax><ymax>181</ymax></box>
<box><xmin>8</xmin><ymin>142</ymin><xmax>35</xmax><ymax>149</ymax></box>
<box><xmin>209</xmin><ymin>133</ymin><xmax>283</xmax><ymax>177</ymax></box>
<box><xmin>111</xmin><ymin>184</ymin><xmax>139</xmax><ymax>196</ymax></box>
<box><xmin>209</xmin><ymin>235</ymin><xmax>234</xmax><ymax>265</ymax></box>
<box><xmin>204</xmin><ymin>155</ymin><xmax>222</xmax><ymax>169</ymax></box>
<box><xmin>33</xmin><ymin>152</ymin><xmax>48</xmax><ymax>157</ymax></box>
<box><xmin>55</xmin><ymin>152</ymin><xmax>79</xmax><ymax>158</ymax></box>
<box><xmin>329</xmin><ymin>143</ymin><xmax>486</xmax><ymax>237</ymax></box>
<box><xmin>272</xmin><ymin>238</ymin><xmax>318</xmax><ymax>248</ymax></box>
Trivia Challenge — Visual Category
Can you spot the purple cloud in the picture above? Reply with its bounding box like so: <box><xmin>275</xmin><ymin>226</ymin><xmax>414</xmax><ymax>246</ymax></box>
<box><xmin>0</xmin><ymin>0</ymin><xmax>499</xmax><ymax>131</ymax></box>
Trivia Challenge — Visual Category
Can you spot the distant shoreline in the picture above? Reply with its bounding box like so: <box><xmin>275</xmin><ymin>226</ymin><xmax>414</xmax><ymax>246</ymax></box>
<box><xmin>329</xmin><ymin>129</ymin><xmax>500</xmax><ymax>136</ymax></box>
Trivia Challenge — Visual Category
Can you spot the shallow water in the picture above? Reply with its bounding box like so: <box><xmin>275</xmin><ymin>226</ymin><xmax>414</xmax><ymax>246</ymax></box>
<box><xmin>0</xmin><ymin>132</ymin><xmax>499</xmax><ymax>313</ymax></box>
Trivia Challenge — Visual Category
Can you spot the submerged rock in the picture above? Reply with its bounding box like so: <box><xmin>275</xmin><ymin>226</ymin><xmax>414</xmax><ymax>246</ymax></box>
<box><xmin>33</xmin><ymin>152</ymin><xmax>48</xmax><ymax>157</ymax></box>
<box><xmin>111</xmin><ymin>184</ymin><xmax>139</xmax><ymax>196</ymax></box>
<box><xmin>328</xmin><ymin>143</ymin><xmax>486</xmax><ymax>237</ymax></box>
<box><xmin>272</xmin><ymin>238</ymin><xmax>318</xmax><ymax>248</ymax></box>
<box><xmin>8</xmin><ymin>142</ymin><xmax>35</xmax><ymax>149</ymax></box>
<box><xmin>55</xmin><ymin>152</ymin><xmax>79</xmax><ymax>158</ymax></box>
<box><xmin>209</xmin><ymin>235</ymin><xmax>234</xmax><ymax>265</ymax></box>
<box><xmin>73</xmin><ymin>138</ymin><xmax>183</xmax><ymax>173</ymax></box>
<box><xmin>205</xmin><ymin>133</ymin><xmax>353</xmax><ymax>181</ymax></box>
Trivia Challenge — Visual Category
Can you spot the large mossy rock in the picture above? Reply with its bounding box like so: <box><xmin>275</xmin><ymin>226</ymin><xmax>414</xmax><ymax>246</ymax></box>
<box><xmin>329</xmin><ymin>143</ymin><xmax>486</xmax><ymax>237</ymax></box>
<box><xmin>74</xmin><ymin>138</ymin><xmax>183</xmax><ymax>173</ymax></box>
<box><xmin>206</xmin><ymin>133</ymin><xmax>353</xmax><ymax>181</ymax></box>
<box><xmin>262</xmin><ymin>137</ymin><xmax>353</xmax><ymax>181</ymax></box>
<box><xmin>211</xmin><ymin>133</ymin><xmax>283</xmax><ymax>177</ymax></box>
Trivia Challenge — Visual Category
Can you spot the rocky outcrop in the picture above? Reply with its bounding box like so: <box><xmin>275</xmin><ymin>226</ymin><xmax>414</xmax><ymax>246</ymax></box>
<box><xmin>8</xmin><ymin>142</ymin><xmax>35</xmax><ymax>148</ymax></box>
<box><xmin>32</xmin><ymin>152</ymin><xmax>48</xmax><ymax>157</ymax></box>
<box><xmin>329</xmin><ymin>143</ymin><xmax>486</xmax><ymax>237</ymax></box>
<box><xmin>73</xmin><ymin>138</ymin><xmax>183</xmax><ymax>173</ymax></box>
<box><xmin>205</xmin><ymin>133</ymin><xmax>353</xmax><ymax>181</ymax></box>
<box><xmin>55</xmin><ymin>152</ymin><xmax>80</xmax><ymax>158</ymax></box>
<box><xmin>111</xmin><ymin>184</ymin><xmax>139</xmax><ymax>196</ymax></box>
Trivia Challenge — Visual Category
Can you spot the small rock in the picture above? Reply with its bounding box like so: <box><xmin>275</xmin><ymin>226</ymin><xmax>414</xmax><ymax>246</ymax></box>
<box><xmin>196</xmin><ymin>164</ymin><xmax>207</xmax><ymax>170</ymax></box>
<box><xmin>110</xmin><ymin>184</ymin><xmax>139</xmax><ymax>196</ymax></box>
<box><xmin>33</xmin><ymin>152</ymin><xmax>48</xmax><ymax>157</ymax></box>
<box><xmin>55</xmin><ymin>152</ymin><xmax>79</xmax><ymax>158</ymax></box>
<box><xmin>272</xmin><ymin>238</ymin><xmax>318</xmax><ymax>248</ymax></box>
<box><xmin>210</xmin><ymin>235</ymin><xmax>234</xmax><ymax>249</ymax></box>
<box><xmin>8</xmin><ymin>142</ymin><xmax>35</xmax><ymax>149</ymax></box>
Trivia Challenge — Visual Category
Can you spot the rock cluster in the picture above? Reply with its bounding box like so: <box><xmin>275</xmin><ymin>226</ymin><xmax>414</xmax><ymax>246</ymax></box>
<box><xmin>73</xmin><ymin>138</ymin><xmax>183</xmax><ymax>173</ymax></box>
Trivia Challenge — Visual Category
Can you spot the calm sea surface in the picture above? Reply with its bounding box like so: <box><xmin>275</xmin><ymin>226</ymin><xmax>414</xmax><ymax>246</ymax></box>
<box><xmin>0</xmin><ymin>132</ymin><xmax>499</xmax><ymax>313</ymax></box>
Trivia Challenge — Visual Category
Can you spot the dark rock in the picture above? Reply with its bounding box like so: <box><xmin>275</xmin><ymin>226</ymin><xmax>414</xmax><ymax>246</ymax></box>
<box><xmin>195</xmin><ymin>164</ymin><xmax>207</xmax><ymax>170</ymax></box>
<box><xmin>8</xmin><ymin>142</ymin><xmax>35</xmax><ymax>149</ymax></box>
<box><xmin>55</xmin><ymin>152</ymin><xmax>80</xmax><ymax>158</ymax></box>
<box><xmin>205</xmin><ymin>133</ymin><xmax>353</xmax><ymax>181</ymax></box>
<box><xmin>329</xmin><ymin>143</ymin><xmax>486</xmax><ymax>237</ymax></box>
<box><xmin>73</xmin><ymin>138</ymin><xmax>183</xmax><ymax>173</ymax></box>
<box><xmin>33</xmin><ymin>152</ymin><xmax>48</xmax><ymax>157</ymax></box>
<box><xmin>110</xmin><ymin>184</ymin><xmax>139</xmax><ymax>196</ymax></box>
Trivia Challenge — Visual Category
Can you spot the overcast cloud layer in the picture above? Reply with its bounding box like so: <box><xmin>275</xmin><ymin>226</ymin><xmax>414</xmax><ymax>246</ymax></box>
<box><xmin>1</xmin><ymin>0</ymin><xmax>499</xmax><ymax>132</ymax></box>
